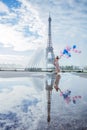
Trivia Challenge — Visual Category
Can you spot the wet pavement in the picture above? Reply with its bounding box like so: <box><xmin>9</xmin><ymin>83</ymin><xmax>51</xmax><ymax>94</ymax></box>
<box><xmin>0</xmin><ymin>72</ymin><xmax>87</xmax><ymax>130</ymax></box>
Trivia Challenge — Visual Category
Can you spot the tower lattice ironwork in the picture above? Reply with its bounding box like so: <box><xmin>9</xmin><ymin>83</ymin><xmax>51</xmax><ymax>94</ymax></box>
<box><xmin>46</xmin><ymin>15</ymin><xmax>55</xmax><ymax>68</ymax></box>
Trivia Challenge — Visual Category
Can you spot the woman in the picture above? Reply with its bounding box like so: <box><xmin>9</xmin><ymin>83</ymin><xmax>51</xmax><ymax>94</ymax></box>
<box><xmin>54</xmin><ymin>56</ymin><xmax>60</xmax><ymax>74</ymax></box>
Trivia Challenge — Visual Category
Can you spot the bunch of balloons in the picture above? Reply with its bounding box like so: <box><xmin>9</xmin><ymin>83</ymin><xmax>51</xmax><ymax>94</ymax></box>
<box><xmin>60</xmin><ymin>90</ymin><xmax>71</xmax><ymax>104</ymax></box>
<box><xmin>60</xmin><ymin>45</ymin><xmax>81</xmax><ymax>58</ymax></box>
<box><xmin>60</xmin><ymin>89</ymin><xmax>82</xmax><ymax>104</ymax></box>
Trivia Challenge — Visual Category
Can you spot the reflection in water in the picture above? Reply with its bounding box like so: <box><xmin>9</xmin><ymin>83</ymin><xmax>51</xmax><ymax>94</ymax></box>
<box><xmin>0</xmin><ymin>73</ymin><xmax>86</xmax><ymax>130</ymax></box>
<box><xmin>60</xmin><ymin>89</ymin><xmax>82</xmax><ymax>104</ymax></box>
<box><xmin>45</xmin><ymin>73</ymin><xmax>82</xmax><ymax>123</ymax></box>
<box><xmin>54</xmin><ymin>74</ymin><xmax>81</xmax><ymax>104</ymax></box>
<box><xmin>0</xmin><ymin>76</ymin><xmax>44</xmax><ymax>130</ymax></box>
<box><xmin>54</xmin><ymin>74</ymin><xmax>61</xmax><ymax>92</ymax></box>
<box><xmin>45</xmin><ymin>73</ymin><xmax>56</xmax><ymax>123</ymax></box>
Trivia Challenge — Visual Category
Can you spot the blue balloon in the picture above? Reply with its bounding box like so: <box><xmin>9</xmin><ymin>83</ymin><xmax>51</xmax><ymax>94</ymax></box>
<box><xmin>68</xmin><ymin>53</ymin><xmax>71</xmax><ymax>57</ymax></box>
<box><xmin>73</xmin><ymin>99</ymin><xmax>76</xmax><ymax>104</ymax></box>
<box><xmin>63</xmin><ymin>50</ymin><xmax>65</xmax><ymax>54</ymax></box>
<box><xmin>63</xmin><ymin>93</ymin><xmax>68</xmax><ymax>99</ymax></box>
<box><xmin>67</xmin><ymin>90</ymin><xmax>71</xmax><ymax>95</ymax></box>
<box><xmin>73</xmin><ymin>45</ymin><xmax>76</xmax><ymax>49</ymax></box>
<box><xmin>63</xmin><ymin>51</ymin><xmax>65</xmax><ymax>54</ymax></box>
<box><xmin>65</xmin><ymin>49</ymin><xmax>68</xmax><ymax>54</ymax></box>
<box><xmin>63</xmin><ymin>49</ymin><xmax>68</xmax><ymax>54</ymax></box>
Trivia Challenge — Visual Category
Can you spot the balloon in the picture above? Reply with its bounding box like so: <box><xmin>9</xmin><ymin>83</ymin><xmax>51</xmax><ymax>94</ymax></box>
<box><xmin>59</xmin><ymin>44</ymin><xmax>81</xmax><ymax>59</ymax></box>
<box><xmin>59</xmin><ymin>88</ymin><xmax>81</xmax><ymax>104</ymax></box>
<box><xmin>78</xmin><ymin>96</ymin><xmax>82</xmax><ymax>98</ymax></box>
<box><xmin>63</xmin><ymin>49</ymin><xmax>68</xmax><ymax>54</ymax></box>
<box><xmin>73</xmin><ymin>99</ymin><xmax>76</xmax><ymax>104</ymax></box>
<box><xmin>73</xmin><ymin>49</ymin><xmax>81</xmax><ymax>53</ymax></box>
<box><xmin>73</xmin><ymin>45</ymin><xmax>76</xmax><ymax>49</ymax></box>
<box><xmin>78</xmin><ymin>50</ymin><xmax>81</xmax><ymax>53</ymax></box>
<box><xmin>68</xmin><ymin>53</ymin><xmax>71</xmax><ymax>57</ymax></box>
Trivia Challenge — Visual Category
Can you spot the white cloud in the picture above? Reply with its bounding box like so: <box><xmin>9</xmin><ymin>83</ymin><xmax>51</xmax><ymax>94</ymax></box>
<box><xmin>0</xmin><ymin>24</ymin><xmax>29</xmax><ymax>51</ymax></box>
<box><xmin>0</xmin><ymin>1</ymin><xmax>9</xmax><ymax>13</ymax></box>
<box><xmin>0</xmin><ymin>0</ymin><xmax>47</xmax><ymax>51</ymax></box>
<box><xmin>0</xmin><ymin>23</ymin><xmax>46</xmax><ymax>51</ymax></box>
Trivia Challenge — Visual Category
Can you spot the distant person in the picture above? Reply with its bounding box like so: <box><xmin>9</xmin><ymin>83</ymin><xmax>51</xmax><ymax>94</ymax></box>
<box><xmin>54</xmin><ymin>56</ymin><xmax>60</xmax><ymax>74</ymax></box>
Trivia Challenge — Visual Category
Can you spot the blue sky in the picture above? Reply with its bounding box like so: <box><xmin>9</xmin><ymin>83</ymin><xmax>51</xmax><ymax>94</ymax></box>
<box><xmin>0</xmin><ymin>0</ymin><xmax>87</xmax><ymax>67</ymax></box>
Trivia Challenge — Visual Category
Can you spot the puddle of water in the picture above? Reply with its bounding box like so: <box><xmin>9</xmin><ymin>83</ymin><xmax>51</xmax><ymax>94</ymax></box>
<box><xmin>0</xmin><ymin>72</ymin><xmax>87</xmax><ymax>130</ymax></box>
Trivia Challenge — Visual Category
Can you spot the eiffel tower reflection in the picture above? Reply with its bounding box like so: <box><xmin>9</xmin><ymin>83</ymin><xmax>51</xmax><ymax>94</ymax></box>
<box><xmin>45</xmin><ymin>73</ymin><xmax>61</xmax><ymax>123</ymax></box>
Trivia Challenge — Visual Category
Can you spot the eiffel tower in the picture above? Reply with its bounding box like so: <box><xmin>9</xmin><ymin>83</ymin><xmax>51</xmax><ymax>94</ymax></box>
<box><xmin>46</xmin><ymin>15</ymin><xmax>55</xmax><ymax>69</ymax></box>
